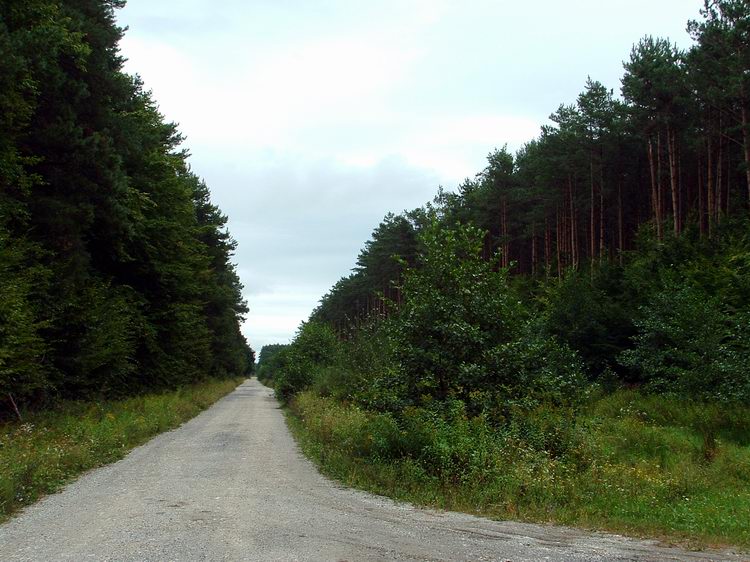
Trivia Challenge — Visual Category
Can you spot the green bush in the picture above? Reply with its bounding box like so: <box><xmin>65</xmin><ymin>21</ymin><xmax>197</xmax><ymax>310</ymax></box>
<box><xmin>0</xmin><ymin>231</ymin><xmax>48</xmax><ymax>404</ymax></box>
<box><xmin>620</xmin><ymin>281</ymin><xmax>750</xmax><ymax>402</ymax></box>
<box><xmin>391</xmin><ymin>221</ymin><xmax>585</xmax><ymax>408</ymax></box>
<box><xmin>541</xmin><ymin>266</ymin><xmax>636</xmax><ymax>380</ymax></box>
<box><xmin>256</xmin><ymin>344</ymin><xmax>289</xmax><ymax>384</ymax></box>
<box><xmin>273</xmin><ymin>322</ymin><xmax>341</xmax><ymax>402</ymax></box>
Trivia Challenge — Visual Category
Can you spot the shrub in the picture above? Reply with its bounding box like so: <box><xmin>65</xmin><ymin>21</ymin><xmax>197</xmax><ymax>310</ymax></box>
<box><xmin>541</xmin><ymin>265</ymin><xmax>637</xmax><ymax>380</ymax></box>
<box><xmin>273</xmin><ymin>322</ymin><xmax>341</xmax><ymax>402</ymax></box>
<box><xmin>620</xmin><ymin>281</ymin><xmax>750</xmax><ymax>402</ymax></box>
<box><xmin>391</xmin><ymin>221</ymin><xmax>585</xmax><ymax>408</ymax></box>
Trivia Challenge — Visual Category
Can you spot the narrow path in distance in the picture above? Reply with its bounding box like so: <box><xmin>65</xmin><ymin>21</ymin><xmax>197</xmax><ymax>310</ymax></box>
<box><xmin>0</xmin><ymin>379</ymin><xmax>741</xmax><ymax>561</ymax></box>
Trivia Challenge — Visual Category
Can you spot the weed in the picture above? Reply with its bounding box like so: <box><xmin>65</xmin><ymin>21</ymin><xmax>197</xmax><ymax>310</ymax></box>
<box><xmin>288</xmin><ymin>389</ymin><xmax>750</xmax><ymax>550</ymax></box>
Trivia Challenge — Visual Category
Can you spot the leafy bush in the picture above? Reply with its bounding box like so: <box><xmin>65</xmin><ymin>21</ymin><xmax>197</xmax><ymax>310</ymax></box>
<box><xmin>542</xmin><ymin>266</ymin><xmax>636</xmax><ymax>380</ymax></box>
<box><xmin>0</xmin><ymin>232</ymin><xmax>47</xmax><ymax>405</ymax></box>
<box><xmin>620</xmin><ymin>281</ymin><xmax>750</xmax><ymax>402</ymax></box>
<box><xmin>256</xmin><ymin>344</ymin><xmax>289</xmax><ymax>384</ymax></box>
<box><xmin>272</xmin><ymin>322</ymin><xmax>341</xmax><ymax>402</ymax></box>
<box><xmin>391</xmin><ymin>220</ymin><xmax>585</xmax><ymax>408</ymax></box>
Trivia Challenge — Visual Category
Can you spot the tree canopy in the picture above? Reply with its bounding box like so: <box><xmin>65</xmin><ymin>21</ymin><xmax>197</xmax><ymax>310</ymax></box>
<box><xmin>0</xmin><ymin>0</ymin><xmax>252</xmax><ymax>410</ymax></box>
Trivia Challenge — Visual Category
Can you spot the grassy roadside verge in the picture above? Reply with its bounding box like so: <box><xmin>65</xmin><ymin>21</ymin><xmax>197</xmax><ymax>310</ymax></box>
<box><xmin>286</xmin><ymin>390</ymin><xmax>750</xmax><ymax>551</ymax></box>
<box><xmin>0</xmin><ymin>377</ymin><xmax>244</xmax><ymax>521</ymax></box>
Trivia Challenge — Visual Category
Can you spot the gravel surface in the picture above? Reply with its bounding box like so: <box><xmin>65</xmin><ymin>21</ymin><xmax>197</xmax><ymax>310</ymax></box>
<box><xmin>0</xmin><ymin>378</ymin><xmax>744</xmax><ymax>561</ymax></box>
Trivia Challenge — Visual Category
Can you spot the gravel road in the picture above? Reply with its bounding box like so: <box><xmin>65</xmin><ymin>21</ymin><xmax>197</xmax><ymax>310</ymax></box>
<box><xmin>0</xmin><ymin>378</ymin><xmax>743</xmax><ymax>561</ymax></box>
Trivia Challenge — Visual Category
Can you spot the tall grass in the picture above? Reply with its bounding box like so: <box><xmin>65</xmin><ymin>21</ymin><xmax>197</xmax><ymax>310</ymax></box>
<box><xmin>0</xmin><ymin>377</ymin><xmax>243</xmax><ymax>520</ymax></box>
<box><xmin>288</xmin><ymin>389</ymin><xmax>750</xmax><ymax>549</ymax></box>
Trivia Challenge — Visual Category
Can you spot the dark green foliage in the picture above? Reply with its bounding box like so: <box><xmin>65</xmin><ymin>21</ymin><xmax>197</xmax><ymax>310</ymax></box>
<box><xmin>391</xmin><ymin>220</ymin><xmax>521</xmax><ymax>402</ymax></box>
<box><xmin>269</xmin><ymin>323</ymin><xmax>341</xmax><ymax>402</ymax></box>
<box><xmin>391</xmin><ymin>220</ymin><xmax>584</xmax><ymax>407</ymax></box>
<box><xmin>0</xmin><ymin>0</ymin><xmax>252</xmax><ymax>411</ymax></box>
<box><xmin>621</xmin><ymin>282</ymin><xmax>750</xmax><ymax>401</ymax></box>
<box><xmin>264</xmin><ymin>221</ymin><xmax>585</xmax><ymax>419</ymax></box>
<box><xmin>541</xmin><ymin>266</ymin><xmax>637</xmax><ymax>380</ymax></box>
<box><xmin>312</xmin><ymin>212</ymin><xmax>419</xmax><ymax>329</ymax></box>
<box><xmin>256</xmin><ymin>344</ymin><xmax>288</xmax><ymax>384</ymax></box>
<box><xmin>0</xmin><ymin>231</ymin><xmax>47</xmax><ymax>401</ymax></box>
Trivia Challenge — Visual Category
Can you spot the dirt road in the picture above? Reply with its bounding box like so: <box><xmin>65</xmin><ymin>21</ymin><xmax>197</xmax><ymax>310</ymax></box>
<box><xmin>0</xmin><ymin>379</ymin><xmax>742</xmax><ymax>561</ymax></box>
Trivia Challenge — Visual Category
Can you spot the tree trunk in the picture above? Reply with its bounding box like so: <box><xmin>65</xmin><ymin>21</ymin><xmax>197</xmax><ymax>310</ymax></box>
<box><xmin>698</xmin><ymin>155</ymin><xmax>705</xmax><ymax>236</ymax></box>
<box><xmin>708</xmin><ymin>137</ymin><xmax>715</xmax><ymax>237</ymax></box>
<box><xmin>590</xmin><ymin>156</ymin><xmax>596</xmax><ymax>262</ymax></box>
<box><xmin>531</xmin><ymin>222</ymin><xmax>537</xmax><ymax>276</ymax></box>
<box><xmin>647</xmin><ymin>137</ymin><xmax>662</xmax><ymax>240</ymax></box>
<box><xmin>569</xmin><ymin>176</ymin><xmax>577</xmax><ymax>269</ymax></box>
<box><xmin>545</xmin><ymin>217</ymin><xmax>551</xmax><ymax>276</ymax></box>
<box><xmin>741</xmin><ymin>89</ymin><xmax>750</xmax><ymax>211</ymax></box>
<box><xmin>8</xmin><ymin>394</ymin><xmax>22</xmax><ymax>421</ymax></box>
<box><xmin>657</xmin><ymin>131</ymin><xmax>664</xmax><ymax>233</ymax></box>
<box><xmin>717</xmin><ymin>131</ymin><xmax>723</xmax><ymax>225</ymax></box>
<box><xmin>667</xmin><ymin>125</ymin><xmax>680</xmax><ymax>236</ymax></box>
<box><xmin>618</xmin><ymin>179</ymin><xmax>624</xmax><ymax>265</ymax></box>
<box><xmin>599</xmin><ymin>161</ymin><xmax>605</xmax><ymax>259</ymax></box>
<box><xmin>726</xmin><ymin>140</ymin><xmax>731</xmax><ymax>215</ymax></box>
<box><xmin>505</xmin><ymin>199</ymin><xmax>510</xmax><ymax>268</ymax></box>
<box><xmin>556</xmin><ymin>208</ymin><xmax>562</xmax><ymax>277</ymax></box>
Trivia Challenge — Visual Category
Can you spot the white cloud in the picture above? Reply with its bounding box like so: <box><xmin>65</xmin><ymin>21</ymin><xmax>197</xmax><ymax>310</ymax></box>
<box><xmin>116</xmin><ymin>0</ymin><xmax>703</xmax><ymax>351</ymax></box>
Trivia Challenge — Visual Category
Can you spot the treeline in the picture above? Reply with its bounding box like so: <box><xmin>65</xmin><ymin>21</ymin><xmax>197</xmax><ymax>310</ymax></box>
<box><xmin>260</xmin><ymin>0</ymin><xmax>750</xmax><ymax>404</ymax></box>
<box><xmin>0</xmin><ymin>0</ymin><xmax>252</xmax><ymax>412</ymax></box>
<box><xmin>254</xmin><ymin>2</ymin><xmax>750</xmax><ymax>543</ymax></box>
<box><xmin>311</xmin><ymin>1</ymin><xmax>750</xmax><ymax>332</ymax></box>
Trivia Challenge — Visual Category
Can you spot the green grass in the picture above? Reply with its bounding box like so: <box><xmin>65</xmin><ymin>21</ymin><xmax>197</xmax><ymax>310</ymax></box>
<box><xmin>0</xmin><ymin>377</ymin><xmax>244</xmax><ymax>520</ymax></box>
<box><xmin>287</xmin><ymin>389</ymin><xmax>750</xmax><ymax>551</ymax></box>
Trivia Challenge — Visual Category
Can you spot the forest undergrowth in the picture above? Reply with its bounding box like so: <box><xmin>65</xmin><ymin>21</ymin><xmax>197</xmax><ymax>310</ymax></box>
<box><xmin>258</xmin><ymin>218</ymin><xmax>750</xmax><ymax>550</ymax></box>
<box><xmin>286</xmin><ymin>389</ymin><xmax>750</xmax><ymax>549</ymax></box>
<box><xmin>257</xmin><ymin>2</ymin><xmax>750</xmax><ymax>548</ymax></box>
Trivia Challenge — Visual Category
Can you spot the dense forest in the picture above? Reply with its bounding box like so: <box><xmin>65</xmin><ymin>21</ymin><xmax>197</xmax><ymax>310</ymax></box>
<box><xmin>0</xmin><ymin>0</ymin><xmax>252</xmax><ymax>413</ymax></box>
<box><xmin>256</xmin><ymin>2</ymin><xmax>750</xmax><ymax>542</ymax></box>
<box><xmin>261</xmin><ymin>0</ymin><xmax>750</xmax><ymax>404</ymax></box>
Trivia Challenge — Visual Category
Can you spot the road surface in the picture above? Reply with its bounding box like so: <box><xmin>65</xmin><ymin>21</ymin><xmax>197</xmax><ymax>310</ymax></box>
<box><xmin>0</xmin><ymin>379</ymin><xmax>743</xmax><ymax>561</ymax></box>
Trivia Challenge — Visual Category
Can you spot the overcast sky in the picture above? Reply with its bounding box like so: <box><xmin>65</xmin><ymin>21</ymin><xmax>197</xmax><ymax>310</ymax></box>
<box><xmin>116</xmin><ymin>0</ymin><xmax>700</xmax><ymax>352</ymax></box>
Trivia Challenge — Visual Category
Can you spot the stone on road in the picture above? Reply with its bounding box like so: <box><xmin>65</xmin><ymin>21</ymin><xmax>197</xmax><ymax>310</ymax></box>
<box><xmin>0</xmin><ymin>379</ymin><xmax>742</xmax><ymax>561</ymax></box>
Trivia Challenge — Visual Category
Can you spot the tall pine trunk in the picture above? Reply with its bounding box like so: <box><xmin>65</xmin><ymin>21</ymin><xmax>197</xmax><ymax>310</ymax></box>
<box><xmin>599</xmin><ymin>161</ymin><xmax>605</xmax><ymax>259</ymax></box>
<box><xmin>657</xmin><ymin>131</ymin><xmax>664</xmax><ymax>234</ymax></box>
<box><xmin>618</xmin><ymin>179</ymin><xmax>624</xmax><ymax>265</ymax></box>
<box><xmin>545</xmin><ymin>217</ymin><xmax>551</xmax><ymax>276</ymax></box>
<box><xmin>531</xmin><ymin>222</ymin><xmax>537</xmax><ymax>276</ymax></box>
<box><xmin>708</xmin><ymin>136</ymin><xmax>715</xmax><ymax>237</ymax></box>
<box><xmin>717</xmin><ymin>131</ymin><xmax>723</xmax><ymax>225</ymax></box>
<box><xmin>590</xmin><ymin>156</ymin><xmax>596</xmax><ymax>262</ymax></box>
<box><xmin>647</xmin><ymin>137</ymin><xmax>663</xmax><ymax>240</ymax></box>
<box><xmin>741</xmin><ymin>87</ymin><xmax>750</xmax><ymax>211</ymax></box>
<box><xmin>556</xmin><ymin>208</ymin><xmax>562</xmax><ymax>277</ymax></box>
<box><xmin>698</xmin><ymin>155</ymin><xmax>705</xmax><ymax>236</ymax></box>
<box><xmin>667</xmin><ymin>125</ymin><xmax>680</xmax><ymax>236</ymax></box>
